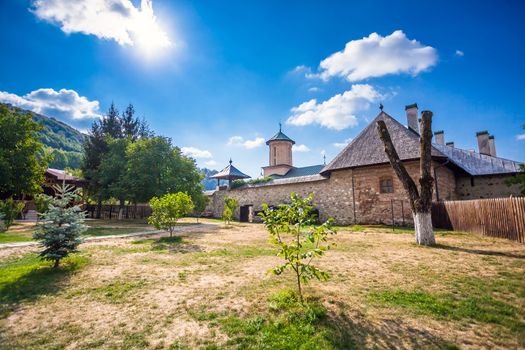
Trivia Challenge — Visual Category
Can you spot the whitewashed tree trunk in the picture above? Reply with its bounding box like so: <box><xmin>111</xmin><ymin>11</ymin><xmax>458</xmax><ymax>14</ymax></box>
<box><xmin>413</xmin><ymin>212</ymin><xmax>435</xmax><ymax>246</ymax></box>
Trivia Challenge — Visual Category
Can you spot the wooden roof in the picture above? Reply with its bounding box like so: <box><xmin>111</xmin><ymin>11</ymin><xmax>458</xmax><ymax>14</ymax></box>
<box><xmin>209</xmin><ymin>160</ymin><xmax>250</xmax><ymax>180</ymax></box>
<box><xmin>321</xmin><ymin>112</ymin><xmax>445</xmax><ymax>174</ymax></box>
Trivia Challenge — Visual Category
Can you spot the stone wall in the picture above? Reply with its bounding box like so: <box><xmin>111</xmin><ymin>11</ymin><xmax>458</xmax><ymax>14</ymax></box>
<box><xmin>207</xmin><ymin>160</ymin><xmax>459</xmax><ymax>226</ymax></box>
<box><xmin>456</xmin><ymin>174</ymin><xmax>521</xmax><ymax>199</ymax></box>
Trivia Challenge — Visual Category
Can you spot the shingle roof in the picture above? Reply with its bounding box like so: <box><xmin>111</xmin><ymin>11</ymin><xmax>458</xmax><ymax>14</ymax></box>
<box><xmin>321</xmin><ymin>111</ymin><xmax>523</xmax><ymax>177</ymax></box>
<box><xmin>321</xmin><ymin>112</ymin><xmax>446</xmax><ymax>174</ymax></box>
<box><xmin>266</xmin><ymin>126</ymin><xmax>295</xmax><ymax>145</ymax></box>
<box><xmin>432</xmin><ymin>144</ymin><xmax>522</xmax><ymax>176</ymax></box>
<box><xmin>271</xmin><ymin>165</ymin><xmax>324</xmax><ymax>179</ymax></box>
<box><xmin>209</xmin><ymin>160</ymin><xmax>250</xmax><ymax>180</ymax></box>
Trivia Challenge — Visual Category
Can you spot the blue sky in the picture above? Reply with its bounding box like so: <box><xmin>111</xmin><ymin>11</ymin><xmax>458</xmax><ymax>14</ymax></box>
<box><xmin>0</xmin><ymin>0</ymin><xmax>524</xmax><ymax>177</ymax></box>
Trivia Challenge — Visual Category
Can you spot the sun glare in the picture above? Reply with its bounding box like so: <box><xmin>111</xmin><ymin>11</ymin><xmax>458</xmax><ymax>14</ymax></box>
<box><xmin>132</xmin><ymin>0</ymin><xmax>173</xmax><ymax>58</ymax></box>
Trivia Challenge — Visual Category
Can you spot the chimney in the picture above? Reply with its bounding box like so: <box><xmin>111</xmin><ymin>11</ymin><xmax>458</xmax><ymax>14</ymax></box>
<box><xmin>434</xmin><ymin>130</ymin><xmax>445</xmax><ymax>145</ymax></box>
<box><xmin>405</xmin><ymin>103</ymin><xmax>419</xmax><ymax>134</ymax></box>
<box><xmin>476</xmin><ymin>131</ymin><xmax>490</xmax><ymax>155</ymax></box>
<box><xmin>446</xmin><ymin>141</ymin><xmax>454</xmax><ymax>148</ymax></box>
<box><xmin>488</xmin><ymin>135</ymin><xmax>497</xmax><ymax>157</ymax></box>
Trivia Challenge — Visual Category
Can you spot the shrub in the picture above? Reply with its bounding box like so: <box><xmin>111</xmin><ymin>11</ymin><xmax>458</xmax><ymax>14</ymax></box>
<box><xmin>33</xmin><ymin>184</ymin><xmax>86</xmax><ymax>268</ymax></box>
<box><xmin>259</xmin><ymin>193</ymin><xmax>336</xmax><ymax>303</ymax></box>
<box><xmin>223</xmin><ymin>197</ymin><xmax>239</xmax><ymax>225</ymax></box>
<box><xmin>148</xmin><ymin>192</ymin><xmax>194</xmax><ymax>237</ymax></box>
<box><xmin>0</xmin><ymin>198</ymin><xmax>25</xmax><ymax>230</ymax></box>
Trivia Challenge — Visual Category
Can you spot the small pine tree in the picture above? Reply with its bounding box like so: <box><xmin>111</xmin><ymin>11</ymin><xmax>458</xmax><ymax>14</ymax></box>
<box><xmin>148</xmin><ymin>192</ymin><xmax>194</xmax><ymax>237</ymax></box>
<box><xmin>223</xmin><ymin>197</ymin><xmax>239</xmax><ymax>225</ymax></box>
<box><xmin>33</xmin><ymin>184</ymin><xmax>86</xmax><ymax>268</ymax></box>
<box><xmin>260</xmin><ymin>193</ymin><xmax>336</xmax><ymax>303</ymax></box>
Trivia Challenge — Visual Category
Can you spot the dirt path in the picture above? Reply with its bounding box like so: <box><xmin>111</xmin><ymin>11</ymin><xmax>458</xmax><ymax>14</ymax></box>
<box><xmin>0</xmin><ymin>223</ymin><xmax>219</xmax><ymax>250</ymax></box>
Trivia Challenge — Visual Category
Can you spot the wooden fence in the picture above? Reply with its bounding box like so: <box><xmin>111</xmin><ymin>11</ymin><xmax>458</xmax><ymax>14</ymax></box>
<box><xmin>432</xmin><ymin>197</ymin><xmax>525</xmax><ymax>243</ymax></box>
<box><xmin>84</xmin><ymin>204</ymin><xmax>152</xmax><ymax>220</ymax></box>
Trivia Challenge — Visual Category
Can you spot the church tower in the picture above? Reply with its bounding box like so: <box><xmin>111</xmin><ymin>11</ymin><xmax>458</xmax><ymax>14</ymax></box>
<box><xmin>262</xmin><ymin>124</ymin><xmax>295</xmax><ymax>177</ymax></box>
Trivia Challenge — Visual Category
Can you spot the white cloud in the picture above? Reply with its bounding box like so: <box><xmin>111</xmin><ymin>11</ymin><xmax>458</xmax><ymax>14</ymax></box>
<box><xmin>181</xmin><ymin>147</ymin><xmax>212</xmax><ymax>159</ymax></box>
<box><xmin>308</xmin><ymin>87</ymin><xmax>320</xmax><ymax>93</ymax></box>
<box><xmin>292</xmin><ymin>144</ymin><xmax>310</xmax><ymax>152</ymax></box>
<box><xmin>516</xmin><ymin>134</ymin><xmax>525</xmax><ymax>141</ymax></box>
<box><xmin>227</xmin><ymin>136</ymin><xmax>265</xmax><ymax>149</ymax></box>
<box><xmin>205</xmin><ymin>160</ymin><xmax>217</xmax><ymax>167</ymax></box>
<box><xmin>31</xmin><ymin>0</ymin><xmax>172</xmax><ymax>52</ymax></box>
<box><xmin>316</xmin><ymin>30</ymin><xmax>437</xmax><ymax>82</ymax></box>
<box><xmin>333</xmin><ymin>138</ymin><xmax>353</xmax><ymax>149</ymax></box>
<box><xmin>0</xmin><ymin>88</ymin><xmax>102</xmax><ymax>120</ymax></box>
<box><xmin>287</xmin><ymin>84</ymin><xmax>382</xmax><ymax>130</ymax></box>
<box><xmin>455</xmin><ymin>50</ymin><xmax>464</xmax><ymax>57</ymax></box>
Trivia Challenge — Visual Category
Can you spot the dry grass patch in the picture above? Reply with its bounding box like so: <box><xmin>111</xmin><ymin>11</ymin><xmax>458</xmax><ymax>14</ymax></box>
<box><xmin>0</xmin><ymin>223</ymin><xmax>523</xmax><ymax>349</ymax></box>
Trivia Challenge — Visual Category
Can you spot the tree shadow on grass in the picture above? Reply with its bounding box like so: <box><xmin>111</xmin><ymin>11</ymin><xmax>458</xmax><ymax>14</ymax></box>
<box><xmin>138</xmin><ymin>236</ymin><xmax>204</xmax><ymax>253</ymax></box>
<box><xmin>433</xmin><ymin>244</ymin><xmax>525</xmax><ymax>260</ymax></box>
<box><xmin>325</xmin><ymin>301</ymin><xmax>460</xmax><ymax>349</ymax></box>
<box><xmin>0</xmin><ymin>256</ymin><xmax>85</xmax><ymax>318</ymax></box>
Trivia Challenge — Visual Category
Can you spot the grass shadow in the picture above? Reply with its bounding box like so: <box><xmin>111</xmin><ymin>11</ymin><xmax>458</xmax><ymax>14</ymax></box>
<box><xmin>0</xmin><ymin>254</ymin><xmax>87</xmax><ymax>318</ymax></box>
<box><xmin>132</xmin><ymin>236</ymin><xmax>204</xmax><ymax>253</ymax></box>
<box><xmin>434</xmin><ymin>244</ymin><xmax>525</xmax><ymax>260</ymax></box>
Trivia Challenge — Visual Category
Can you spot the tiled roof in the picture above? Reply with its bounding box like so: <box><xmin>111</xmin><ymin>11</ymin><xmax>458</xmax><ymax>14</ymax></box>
<box><xmin>271</xmin><ymin>165</ymin><xmax>324</xmax><ymax>179</ymax></box>
<box><xmin>432</xmin><ymin>144</ymin><xmax>522</xmax><ymax>176</ymax></box>
<box><xmin>209</xmin><ymin>160</ymin><xmax>250</xmax><ymax>180</ymax></box>
<box><xmin>321</xmin><ymin>111</ymin><xmax>523</xmax><ymax>177</ymax></box>
<box><xmin>266</xmin><ymin>129</ymin><xmax>295</xmax><ymax>145</ymax></box>
<box><xmin>322</xmin><ymin>112</ymin><xmax>445</xmax><ymax>174</ymax></box>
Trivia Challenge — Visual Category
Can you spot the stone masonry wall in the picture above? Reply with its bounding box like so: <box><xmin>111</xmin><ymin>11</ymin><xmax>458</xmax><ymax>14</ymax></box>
<box><xmin>207</xmin><ymin>160</ymin><xmax>459</xmax><ymax>226</ymax></box>
<box><xmin>456</xmin><ymin>174</ymin><xmax>521</xmax><ymax>199</ymax></box>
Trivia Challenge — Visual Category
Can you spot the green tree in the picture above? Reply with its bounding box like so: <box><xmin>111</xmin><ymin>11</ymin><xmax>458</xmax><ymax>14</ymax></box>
<box><xmin>259</xmin><ymin>193</ymin><xmax>336</xmax><ymax>303</ymax></box>
<box><xmin>193</xmin><ymin>192</ymin><xmax>209</xmax><ymax>223</ymax></box>
<box><xmin>148</xmin><ymin>192</ymin><xmax>194</xmax><ymax>237</ymax></box>
<box><xmin>505</xmin><ymin>124</ymin><xmax>525</xmax><ymax>195</ymax></box>
<box><xmin>0</xmin><ymin>198</ymin><xmax>25</xmax><ymax>230</ymax></box>
<box><xmin>0</xmin><ymin>105</ymin><xmax>47</xmax><ymax>198</ymax></box>
<box><xmin>223</xmin><ymin>197</ymin><xmax>239</xmax><ymax>225</ymax></box>
<box><xmin>98</xmin><ymin>138</ymin><xmax>130</xmax><ymax>218</ymax></box>
<box><xmin>126</xmin><ymin>137</ymin><xmax>204</xmax><ymax>203</ymax></box>
<box><xmin>33</xmin><ymin>184</ymin><xmax>86</xmax><ymax>268</ymax></box>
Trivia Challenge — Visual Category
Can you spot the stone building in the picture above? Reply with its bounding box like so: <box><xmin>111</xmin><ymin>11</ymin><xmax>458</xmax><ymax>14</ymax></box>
<box><xmin>206</xmin><ymin>105</ymin><xmax>523</xmax><ymax>225</ymax></box>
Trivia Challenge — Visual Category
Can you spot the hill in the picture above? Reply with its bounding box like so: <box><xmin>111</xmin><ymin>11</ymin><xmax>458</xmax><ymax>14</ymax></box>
<box><xmin>1</xmin><ymin>103</ymin><xmax>86</xmax><ymax>169</ymax></box>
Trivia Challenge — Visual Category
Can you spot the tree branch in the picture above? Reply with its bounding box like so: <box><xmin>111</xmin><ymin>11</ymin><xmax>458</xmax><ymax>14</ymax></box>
<box><xmin>376</xmin><ymin>120</ymin><xmax>420</xmax><ymax>211</ymax></box>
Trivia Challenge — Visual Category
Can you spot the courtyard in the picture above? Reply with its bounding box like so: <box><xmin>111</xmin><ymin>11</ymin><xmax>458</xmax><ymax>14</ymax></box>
<box><xmin>0</xmin><ymin>220</ymin><xmax>523</xmax><ymax>349</ymax></box>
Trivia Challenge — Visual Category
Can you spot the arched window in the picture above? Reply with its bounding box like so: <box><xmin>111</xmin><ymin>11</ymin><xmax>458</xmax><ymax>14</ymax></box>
<box><xmin>379</xmin><ymin>177</ymin><xmax>394</xmax><ymax>193</ymax></box>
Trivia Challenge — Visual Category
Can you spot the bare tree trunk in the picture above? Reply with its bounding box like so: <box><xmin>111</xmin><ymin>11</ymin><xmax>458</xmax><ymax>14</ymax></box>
<box><xmin>53</xmin><ymin>259</ymin><xmax>60</xmax><ymax>268</ymax></box>
<box><xmin>376</xmin><ymin>110</ymin><xmax>436</xmax><ymax>246</ymax></box>
<box><xmin>414</xmin><ymin>212</ymin><xmax>435</xmax><ymax>245</ymax></box>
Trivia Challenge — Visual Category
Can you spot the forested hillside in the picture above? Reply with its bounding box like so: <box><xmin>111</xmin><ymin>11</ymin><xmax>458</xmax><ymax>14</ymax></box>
<box><xmin>1</xmin><ymin>103</ymin><xmax>85</xmax><ymax>169</ymax></box>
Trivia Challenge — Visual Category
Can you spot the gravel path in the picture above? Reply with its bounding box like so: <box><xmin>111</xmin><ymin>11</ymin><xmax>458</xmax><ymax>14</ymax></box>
<box><xmin>0</xmin><ymin>223</ymin><xmax>218</xmax><ymax>249</ymax></box>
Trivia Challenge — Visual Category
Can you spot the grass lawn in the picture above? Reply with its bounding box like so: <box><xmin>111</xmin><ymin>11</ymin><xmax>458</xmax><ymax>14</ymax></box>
<box><xmin>0</xmin><ymin>220</ymin><xmax>158</xmax><ymax>244</ymax></box>
<box><xmin>0</xmin><ymin>223</ymin><xmax>523</xmax><ymax>349</ymax></box>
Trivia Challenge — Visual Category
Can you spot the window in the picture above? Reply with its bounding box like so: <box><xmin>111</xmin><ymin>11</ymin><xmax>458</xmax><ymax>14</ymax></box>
<box><xmin>380</xmin><ymin>177</ymin><xmax>394</xmax><ymax>193</ymax></box>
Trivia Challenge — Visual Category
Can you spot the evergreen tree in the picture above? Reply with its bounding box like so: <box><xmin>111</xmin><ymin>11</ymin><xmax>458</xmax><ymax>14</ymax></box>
<box><xmin>33</xmin><ymin>184</ymin><xmax>86</xmax><ymax>268</ymax></box>
<box><xmin>122</xmin><ymin>104</ymin><xmax>140</xmax><ymax>141</ymax></box>
<box><xmin>101</xmin><ymin>102</ymin><xmax>122</xmax><ymax>139</ymax></box>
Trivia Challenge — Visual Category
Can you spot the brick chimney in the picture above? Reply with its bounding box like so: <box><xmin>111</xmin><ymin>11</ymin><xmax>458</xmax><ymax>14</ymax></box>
<box><xmin>446</xmin><ymin>141</ymin><xmax>454</xmax><ymax>148</ymax></box>
<box><xmin>488</xmin><ymin>135</ymin><xmax>497</xmax><ymax>157</ymax></box>
<box><xmin>476</xmin><ymin>131</ymin><xmax>490</xmax><ymax>155</ymax></box>
<box><xmin>434</xmin><ymin>130</ymin><xmax>445</xmax><ymax>145</ymax></box>
<box><xmin>405</xmin><ymin>103</ymin><xmax>419</xmax><ymax>134</ymax></box>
